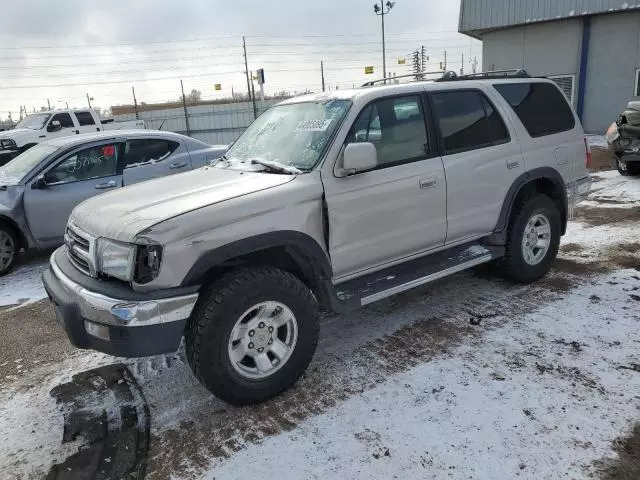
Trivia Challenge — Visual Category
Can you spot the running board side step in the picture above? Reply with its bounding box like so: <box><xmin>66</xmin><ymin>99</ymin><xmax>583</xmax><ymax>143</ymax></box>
<box><xmin>332</xmin><ymin>242</ymin><xmax>503</xmax><ymax>310</ymax></box>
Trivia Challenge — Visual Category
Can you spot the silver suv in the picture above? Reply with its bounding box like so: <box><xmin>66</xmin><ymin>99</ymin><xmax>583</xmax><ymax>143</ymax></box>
<box><xmin>43</xmin><ymin>71</ymin><xmax>592</xmax><ymax>405</ymax></box>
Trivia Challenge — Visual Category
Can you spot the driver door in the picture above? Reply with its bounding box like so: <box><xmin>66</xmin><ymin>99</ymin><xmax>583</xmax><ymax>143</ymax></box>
<box><xmin>23</xmin><ymin>142</ymin><xmax>123</xmax><ymax>247</ymax></box>
<box><xmin>44</xmin><ymin>112</ymin><xmax>78</xmax><ymax>140</ymax></box>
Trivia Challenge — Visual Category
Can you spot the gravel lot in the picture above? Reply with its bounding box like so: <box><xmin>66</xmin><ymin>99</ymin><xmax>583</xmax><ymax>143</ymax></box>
<box><xmin>0</xmin><ymin>170</ymin><xmax>639</xmax><ymax>480</ymax></box>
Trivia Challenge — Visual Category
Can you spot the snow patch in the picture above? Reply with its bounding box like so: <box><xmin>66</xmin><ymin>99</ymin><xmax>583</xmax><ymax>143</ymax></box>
<box><xmin>0</xmin><ymin>259</ymin><xmax>48</xmax><ymax>308</ymax></box>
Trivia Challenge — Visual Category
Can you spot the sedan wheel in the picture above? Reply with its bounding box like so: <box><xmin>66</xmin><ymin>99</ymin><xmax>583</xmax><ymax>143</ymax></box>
<box><xmin>0</xmin><ymin>228</ymin><xmax>17</xmax><ymax>276</ymax></box>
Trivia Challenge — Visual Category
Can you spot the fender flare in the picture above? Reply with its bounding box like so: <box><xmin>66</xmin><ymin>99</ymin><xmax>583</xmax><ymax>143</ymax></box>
<box><xmin>488</xmin><ymin>167</ymin><xmax>568</xmax><ymax>245</ymax></box>
<box><xmin>0</xmin><ymin>214</ymin><xmax>28</xmax><ymax>250</ymax></box>
<box><xmin>181</xmin><ymin>230</ymin><xmax>332</xmax><ymax>287</ymax></box>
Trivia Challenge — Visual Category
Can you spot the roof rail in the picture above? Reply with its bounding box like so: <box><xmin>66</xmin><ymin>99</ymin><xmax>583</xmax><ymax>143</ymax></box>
<box><xmin>361</xmin><ymin>71</ymin><xmax>446</xmax><ymax>87</ymax></box>
<box><xmin>436</xmin><ymin>69</ymin><xmax>530</xmax><ymax>82</ymax></box>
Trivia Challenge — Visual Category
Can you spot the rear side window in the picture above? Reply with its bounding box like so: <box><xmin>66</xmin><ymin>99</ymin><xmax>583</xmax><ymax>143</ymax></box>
<box><xmin>431</xmin><ymin>90</ymin><xmax>509</xmax><ymax>155</ymax></box>
<box><xmin>75</xmin><ymin>111</ymin><xmax>96</xmax><ymax>126</ymax></box>
<box><xmin>494</xmin><ymin>82</ymin><xmax>575</xmax><ymax>137</ymax></box>
<box><xmin>123</xmin><ymin>139</ymin><xmax>179</xmax><ymax>168</ymax></box>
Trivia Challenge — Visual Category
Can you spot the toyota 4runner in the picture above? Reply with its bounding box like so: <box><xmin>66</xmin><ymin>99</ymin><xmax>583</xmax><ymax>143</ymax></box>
<box><xmin>43</xmin><ymin>71</ymin><xmax>592</xmax><ymax>405</ymax></box>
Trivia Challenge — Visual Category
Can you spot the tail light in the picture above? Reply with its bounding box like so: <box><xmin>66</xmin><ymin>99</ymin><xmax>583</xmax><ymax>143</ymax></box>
<box><xmin>584</xmin><ymin>137</ymin><xmax>592</xmax><ymax>169</ymax></box>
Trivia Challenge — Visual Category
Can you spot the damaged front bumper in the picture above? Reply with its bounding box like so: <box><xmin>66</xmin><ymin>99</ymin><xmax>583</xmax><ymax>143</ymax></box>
<box><xmin>42</xmin><ymin>247</ymin><xmax>200</xmax><ymax>357</ymax></box>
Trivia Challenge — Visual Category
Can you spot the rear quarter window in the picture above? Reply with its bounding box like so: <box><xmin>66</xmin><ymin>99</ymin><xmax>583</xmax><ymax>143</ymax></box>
<box><xmin>493</xmin><ymin>82</ymin><xmax>575</xmax><ymax>137</ymax></box>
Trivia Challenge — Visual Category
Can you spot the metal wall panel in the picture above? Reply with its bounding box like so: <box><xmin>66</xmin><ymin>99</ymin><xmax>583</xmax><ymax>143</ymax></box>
<box><xmin>460</xmin><ymin>0</ymin><xmax>640</xmax><ymax>34</ymax></box>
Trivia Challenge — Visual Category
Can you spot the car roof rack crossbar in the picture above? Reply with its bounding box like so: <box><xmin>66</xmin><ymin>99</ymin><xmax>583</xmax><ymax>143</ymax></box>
<box><xmin>361</xmin><ymin>71</ymin><xmax>447</xmax><ymax>87</ymax></box>
<box><xmin>436</xmin><ymin>69</ymin><xmax>530</xmax><ymax>82</ymax></box>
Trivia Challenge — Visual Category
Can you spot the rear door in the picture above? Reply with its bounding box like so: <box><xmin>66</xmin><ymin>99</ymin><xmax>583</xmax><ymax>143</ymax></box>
<box><xmin>121</xmin><ymin>137</ymin><xmax>191</xmax><ymax>185</ymax></box>
<box><xmin>23</xmin><ymin>142</ymin><xmax>122</xmax><ymax>246</ymax></box>
<box><xmin>429</xmin><ymin>88</ymin><xmax>524</xmax><ymax>243</ymax></box>
<box><xmin>75</xmin><ymin>111</ymin><xmax>101</xmax><ymax>134</ymax></box>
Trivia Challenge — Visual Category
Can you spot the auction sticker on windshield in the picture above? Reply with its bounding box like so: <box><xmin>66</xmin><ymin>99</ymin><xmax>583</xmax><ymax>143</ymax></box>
<box><xmin>295</xmin><ymin>119</ymin><xmax>333</xmax><ymax>132</ymax></box>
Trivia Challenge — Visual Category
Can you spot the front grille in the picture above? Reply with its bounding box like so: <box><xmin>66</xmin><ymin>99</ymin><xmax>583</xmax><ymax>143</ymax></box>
<box><xmin>65</xmin><ymin>224</ymin><xmax>96</xmax><ymax>277</ymax></box>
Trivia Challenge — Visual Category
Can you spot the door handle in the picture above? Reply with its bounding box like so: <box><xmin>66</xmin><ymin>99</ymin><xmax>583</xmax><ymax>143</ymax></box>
<box><xmin>169</xmin><ymin>161</ymin><xmax>187</xmax><ymax>169</ymax></box>
<box><xmin>507</xmin><ymin>161</ymin><xmax>520</xmax><ymax>169</ymax></box>
<box><xmin>75</xmin><ymin>130</ymin><xmax>80</xmax><ymax>134</ymax></box>
<box><xmin>94</xmin><ymin>180</ymin><xmax>117</xmax><ymax>190</ymax></box>
<box><xmin>419</xmin><ymin>177</ymin><xmax>437</xmax><ymax>189</ymax></box>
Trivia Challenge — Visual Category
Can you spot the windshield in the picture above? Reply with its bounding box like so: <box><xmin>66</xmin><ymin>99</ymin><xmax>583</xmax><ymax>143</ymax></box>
<box><xmin>16</xmin><ymin>113</ymin><xmax>51</xmax><ymax>130</ymax></box>
<box><xmin>222</xmin><ymin>99</ymin><xmax>352</xmax><ymax>172</ymax></box>
<box><xmin>0</xmin><ymin>144</ymin><xmax>58</xmax><ymax>184</ymax></box>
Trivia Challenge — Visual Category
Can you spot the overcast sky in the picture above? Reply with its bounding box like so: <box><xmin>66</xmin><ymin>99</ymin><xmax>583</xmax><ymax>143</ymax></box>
<box><xmin>0</xmin><ymin>0</ymin><xmax>480</xmax><ymax>120</ymax></box>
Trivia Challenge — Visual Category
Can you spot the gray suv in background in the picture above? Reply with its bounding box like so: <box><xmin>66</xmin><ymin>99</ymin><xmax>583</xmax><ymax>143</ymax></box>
<box><xmin>43</xmin><ymin>71</ymin><xmax>592</xmax><ymax>406</ymax></box>
<box><xmin>0</xmin><ymin>130</ymin><xmax>226</xmax><ymax>275</ymax></box>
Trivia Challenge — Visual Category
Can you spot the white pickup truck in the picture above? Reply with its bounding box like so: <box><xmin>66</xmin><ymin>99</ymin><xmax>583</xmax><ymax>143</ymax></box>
<box><xmin>0</xmin><ymin>109</ymin><xmax>145</xmax><ymax>166</ymax></box>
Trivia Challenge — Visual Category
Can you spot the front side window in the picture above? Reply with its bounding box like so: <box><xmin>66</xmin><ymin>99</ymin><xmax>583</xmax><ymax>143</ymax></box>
<box><xmin>432</xmin><ymin>91</ymin><xmax>494</xmax><ymax>154</ymax></box>
<box><xmin>75</xmin><ymin>111</ymin><xmax>96</xmax><ymax>126</ymax></box>
<box><xmin>349</xmin><ymin>95</ymin><xmax>429</xmax><ymax>168</ymax></box>
<box><xmin>45</xmin><ymin>144</ymin><xmax>118</xmax><ymax>185</ymax></box>
<box><xmin>494</xmin><ymin>82</ymin><xmax>575</xmax><ymax>137</ymax></box>
<box><xmin>50</xmin><ymin>113</ymin><xmax>75</xmax><ymax>128</ymax></box>
<box><xmin>123</xmin><ymin>139</ymin><xmax>179</xmax><ymax>168</ymax></box>
<box><xmin>222</xmin><ymin>99</ymin><xmax>352</xmax><ymax>172</ymax></box>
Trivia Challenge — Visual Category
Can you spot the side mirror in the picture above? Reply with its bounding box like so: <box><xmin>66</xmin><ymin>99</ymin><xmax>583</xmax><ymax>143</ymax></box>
<box><xmin>342</xmin><ymin>143</ymin><xmax>377</xmax><ymax>175</ymax></box>
<box><xmin>47</xmin><ymin>120</ymin><xmax>62</xmax><ymax>133</ymax></box>
<box><xmin>32</xmin><ymin>175</ymin><xmax>47</xmax><ymax>189</ymax></box>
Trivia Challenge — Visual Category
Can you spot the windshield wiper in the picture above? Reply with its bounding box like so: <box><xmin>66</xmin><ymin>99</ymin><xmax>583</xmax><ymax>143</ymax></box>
<box><xmin>250</xmin><ymin>158</ymin><xmax>302</xmax><ymax>175</ymax></box>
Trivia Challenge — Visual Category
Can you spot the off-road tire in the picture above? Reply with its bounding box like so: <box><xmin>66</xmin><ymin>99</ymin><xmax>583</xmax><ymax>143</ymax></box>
<box><xmin>617</xmin><ymin>157</ymin><xmax>640</xmax><ymax>176</ymax></box>
<box><xmin>498</xmin><ymin>195</ymin><xmax>561</xmax><ymax>283</ymax></box>
<box><xmin>185</xmin><ymin>267</ymin><xmax>320</xmax><ymax>405</ymax></box>
<box><xmin>0</xmin><ymin>223</ymin><xmax>18</xmax><ymax>276</ymax></box>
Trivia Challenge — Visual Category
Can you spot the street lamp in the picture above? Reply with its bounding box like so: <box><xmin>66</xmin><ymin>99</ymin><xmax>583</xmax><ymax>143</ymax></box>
<box><xmin>374</xmin><ymin>1</ymin><xmax>395</xmax><ymax>83</ymax></box>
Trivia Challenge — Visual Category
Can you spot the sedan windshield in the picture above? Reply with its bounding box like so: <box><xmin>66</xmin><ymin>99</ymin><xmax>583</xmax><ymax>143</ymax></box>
<box><xmin>221</xmin><ymin>99</ymin><xmax>352</xmax><ymax>172</ymax></box>
<box><xmin>0</xmin><ymin>144</ymin><xmax>58</xmax><ymax>184</ymax></box>
<box><xmin>16</xmin><ymin>113</ymin><xmax>51</xmax><ymax>130</ymax></box>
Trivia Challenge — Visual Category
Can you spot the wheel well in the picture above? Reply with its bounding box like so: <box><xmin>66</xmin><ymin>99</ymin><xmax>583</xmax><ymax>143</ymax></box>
<box><xmin>0</xmin><ymin>216</ymin><xmax>25</xmax><ymax>251</ymax></box>
<box><xmin>196</xmin><ymin>246</ymin><xmax>328</xmax><ymax>305</ymax></box>
<box><xmin>511</xmin><ymin>177</ymin><xmax>567</xmax><ymax>233</ymax></box>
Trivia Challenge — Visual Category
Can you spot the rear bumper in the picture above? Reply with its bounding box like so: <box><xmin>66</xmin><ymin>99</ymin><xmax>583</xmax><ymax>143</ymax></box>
<box><xmin>43</xmin><ymin>247</ymin><xmax>199</xmax><ymax>357</ymax></box>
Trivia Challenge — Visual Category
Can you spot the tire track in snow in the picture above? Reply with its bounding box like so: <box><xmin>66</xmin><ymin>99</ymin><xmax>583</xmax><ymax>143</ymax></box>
<box><xmin>146</xmin><ymin>264</ymin><xmax>592</xmax><ymax>480</ymax></box>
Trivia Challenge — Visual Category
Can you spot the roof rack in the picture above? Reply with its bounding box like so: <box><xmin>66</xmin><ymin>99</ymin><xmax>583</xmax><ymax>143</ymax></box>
<box><xmin>361</xmin><ymin>71</ymin><xmax>446</xmax><ymax>87</ymax></box>
<box><xmin>436</xmin><ymin>69</ymin><xmax>530</xmax><ymax>82</ymax></box>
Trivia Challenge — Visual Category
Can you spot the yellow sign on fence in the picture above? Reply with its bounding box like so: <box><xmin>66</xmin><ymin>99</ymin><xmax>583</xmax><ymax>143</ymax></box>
<box><xmin>365</xmin><ymin>66</ymin><xmax>374</xmax><ymax>75</ymax></box>
<box><xmin>214</xmin><ymin>84</ymin><xmax>222</xmax><ymax>91</ymax></box>
<box><xmin>398</xmin><ymin>57</ymin><xmax>406</xmax><ymax>65</ymax></box>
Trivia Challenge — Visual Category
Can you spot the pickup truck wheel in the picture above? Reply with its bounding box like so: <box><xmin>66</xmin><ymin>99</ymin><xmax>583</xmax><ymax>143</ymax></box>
<box><xmin>499</xmin><ymin>195</ymin><xmax>561</xmax><ymax>283</ymax></box>
<box><xmin>0</xmin><ymin>225</ymin><xmax>17</xmax><ymax>276</ymax></box>
<box><xmin>185</xmin><ymin>267</ymin><xmax>319</xmax><ymax>406</ymax></box>
<box><xmin>617</xmin><ymin>158</ymin><xmax>631</xmax><ymax>176</ymax></box>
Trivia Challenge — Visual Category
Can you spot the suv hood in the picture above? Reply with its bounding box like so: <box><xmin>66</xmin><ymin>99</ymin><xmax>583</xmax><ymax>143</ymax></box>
<box><xmin>70</xmin><ymin>167</ymin><xmax>296</xmax><ymax>242</ymax></box>
<box><xmin>0</xmin><ymin>129</ymin><xmax>35</xmax><ymax>142</ymax></box>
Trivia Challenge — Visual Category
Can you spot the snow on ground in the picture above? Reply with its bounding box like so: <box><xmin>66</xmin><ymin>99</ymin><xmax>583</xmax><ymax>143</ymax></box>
<box><xmin>0</xmin><ymin>258</ymin><xmax>48</xmax><ymax>309</ymax></box>
<box><xmin>0</xmin><ymin>170</ymin><xmax>639</xmax><ymax>479</ymax></box>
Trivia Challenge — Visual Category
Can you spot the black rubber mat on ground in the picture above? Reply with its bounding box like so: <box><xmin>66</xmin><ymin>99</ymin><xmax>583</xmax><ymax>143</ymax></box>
<box><xmin>46</xmin><ymin>364</ymin><xmax>150</xmax><ymax>480</ymax></box>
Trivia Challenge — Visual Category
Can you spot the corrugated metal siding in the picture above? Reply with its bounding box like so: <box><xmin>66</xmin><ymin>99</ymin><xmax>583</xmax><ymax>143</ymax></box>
<box><xmin>460</xmin><ymin>0</ymin><xmax>640</xmax><ymax>34</ymax></box>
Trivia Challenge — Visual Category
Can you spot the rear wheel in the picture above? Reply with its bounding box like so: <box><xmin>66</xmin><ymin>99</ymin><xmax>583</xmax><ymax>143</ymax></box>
<box><xmin>0</xmin><ymin>224</ymin><xmax>18</xmax><ymax>276</ymax></box>
<box><xmin>499</xmin><ymin>195</ymin><xmax>561</xmax><ymax>283</ymax></box>
<box><xmin>617</xmin><ymin>157</ymin><xmax>640</xmax><ymax>176</ymax></box>
<box><xmin>185</xmin><ymin>267</ymin><xmax>319</xmax><ymax>405</ymax></box>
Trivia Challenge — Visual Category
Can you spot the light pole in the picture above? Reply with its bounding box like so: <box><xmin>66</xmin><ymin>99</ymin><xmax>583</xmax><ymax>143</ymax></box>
<box><xmin>374</xmin><ymin>1</ymin><xmax>395</xmax><ymax>83</ymax></box>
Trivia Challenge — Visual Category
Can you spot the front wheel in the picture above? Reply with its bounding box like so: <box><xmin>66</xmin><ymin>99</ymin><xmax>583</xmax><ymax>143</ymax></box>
<box><xmin>617</xmin><ymin>157</ymin><xmax>640</xmax><ymax>176</ymax></box>
<box><xmin>0</xmin><ymin>225</ymin><xmax>18</xmax><ymax>276</ymax></box>
<box><xmin>185</xmin><ymin>267</ymin><xmax>320</xmax><ymax>405</ymax></box>
<box><xmin>499</xmin><ymin>195</ymin><xmax>561</xmax><ymax>283</ymax></box>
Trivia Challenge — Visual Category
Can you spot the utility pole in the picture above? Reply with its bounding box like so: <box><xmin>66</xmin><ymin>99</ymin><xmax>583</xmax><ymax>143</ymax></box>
<box><xmin>472</xmin><ymin>56</ymin><xmax>478</xmax><ymax>73</ymax></box>
<box><xmin>242</xmin><ymin>37</ymin><xmax>252</xmax><ymax>105</ymax></box>
<box><xmin>86</xmin><ymin>93</ymin><xmax>92</xmax><ymax>108</ymax></box>
<box><xmin>131</xmin><ymin>86</ymin><xmax>139</xmax><ymax>120</ymax></box>
<box><xmin>180</xmin><ymin>79</ymin><xmax>191</xmax><ymax>136</ymax></box>
<box><xmin>421</xmin><ymin>45</ymin><xmax>426</xmax><ymax>74</ymax></box>
<box><xmin>444</xmin><ymin>50</ymin><xmax>448</xmax><ymax>71</ymax></box>
<box><xmin>412</xmin><ymin>49</ymin><xmax>421</xmax><ymax>80</ymax></box>
<box><xmin>249</xmin><ymin>70</ymin><xmax>257</xmax><ymax>119</ymax></box>
<box><xmin>47</xmin><ymin>99</ymin><xmax>51</xmax><ymax>110</ymax></box>
<box><xmin>321</xmin><ymin>61</ymin><xmax>326</xmax><ymax>92</ymax></box>
<box><xmin>374</xmin><ymin>1</ymin><xmax>395</xmax><ymax>84</ymax></box>
<box><xmin>461</xmin><ymin>54</ymin><xmax>464</xmax><ymax>75</ymax></box>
